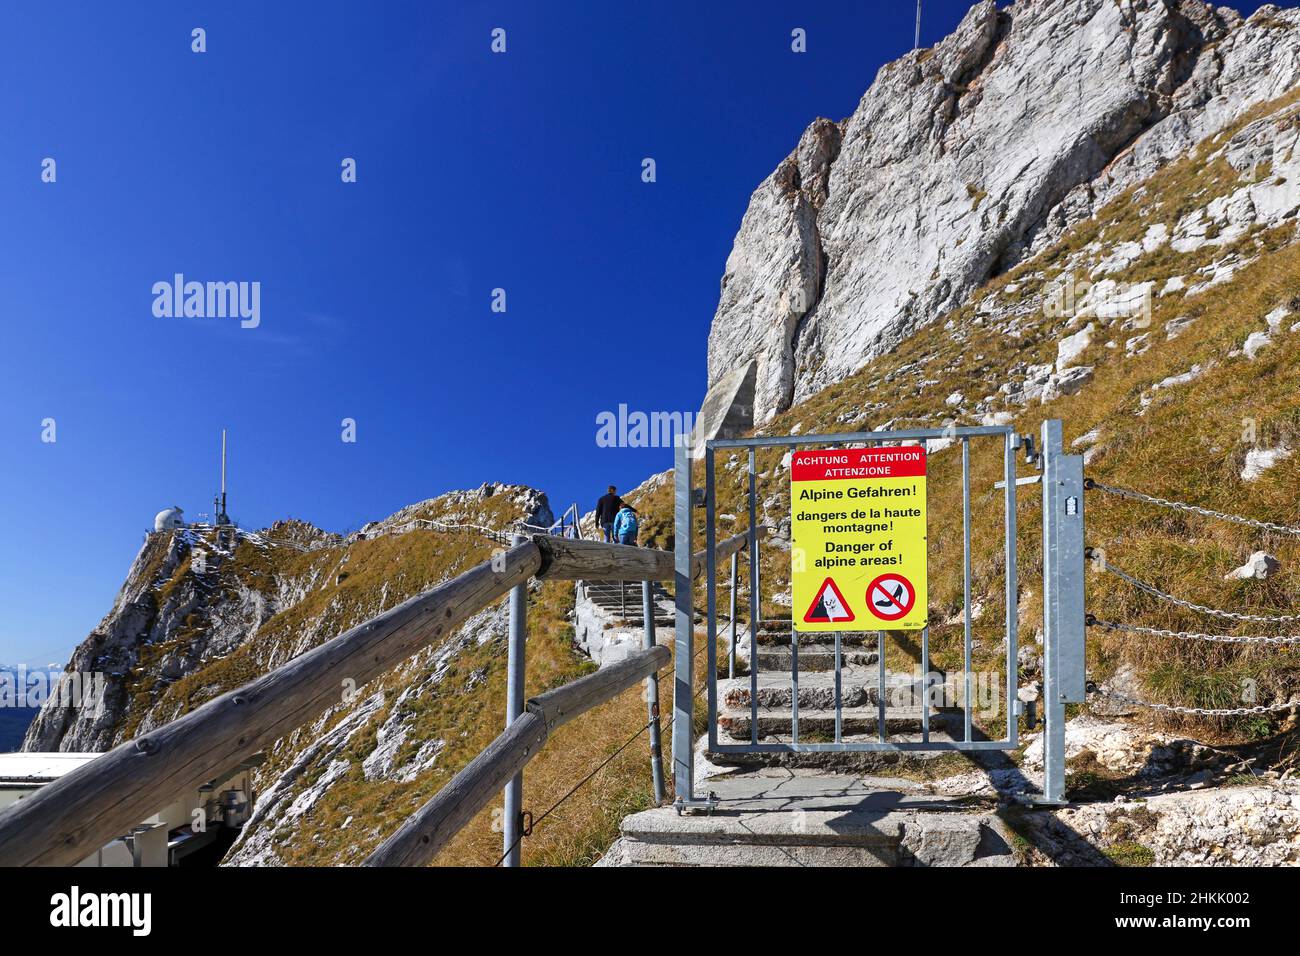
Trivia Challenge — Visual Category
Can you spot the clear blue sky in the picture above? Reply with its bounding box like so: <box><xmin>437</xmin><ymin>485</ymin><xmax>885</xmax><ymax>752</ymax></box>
<box><xmin>0</xmin><ymin>0</ymin><xmax>1285</xmax><ymax>664</ymax></box>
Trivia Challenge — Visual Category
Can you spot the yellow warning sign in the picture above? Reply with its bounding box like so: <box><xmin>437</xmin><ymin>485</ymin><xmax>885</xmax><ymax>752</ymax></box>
<box><xmin>790</xmin><ymin>447</ymin><xmax>928</xmax><ymax>631</ymax></box>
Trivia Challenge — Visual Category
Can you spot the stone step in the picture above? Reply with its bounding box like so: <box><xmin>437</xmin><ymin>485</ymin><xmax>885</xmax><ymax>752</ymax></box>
<box><xmin>745</xmin><ymin>648</ymin><xmax>879</xmax><ymax>672</ymax></box>
<box><xmin>755</xmin><ymin>635</ymin><xmax>879</xmax><ymax>649</ymax></box>
<box><xmin>598</xmin><ymin>774</ymin><xmax>1018</xmax><ymax>867</ymax></box>
<box><xmin>717</xmin><ymin>707</ymin><xmax>950</xmax><ymax>740</ymax></box>
<box><xmin>720</xmin><ymin>672</ymin><xmax>928</xmax><ymax>710</ymax></box>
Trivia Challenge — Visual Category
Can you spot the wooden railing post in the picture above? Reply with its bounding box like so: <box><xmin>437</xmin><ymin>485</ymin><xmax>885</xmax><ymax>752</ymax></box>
<box><xmin>502</xmin><ymin>532</ymin><xmax>528</xmax><ymax>867</ymax></box>
<box><xmin>641</xmin><ymin>579</ymin><xmax>665</xmax><ymax>804</ymax></box>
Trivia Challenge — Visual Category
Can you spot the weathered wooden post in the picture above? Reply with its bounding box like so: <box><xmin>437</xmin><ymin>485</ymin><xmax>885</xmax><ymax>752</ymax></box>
<box><xmin>641</xmin><ymin>579</ymin><xmax>665</xmax><ymax>804</ymax></box>
<box><xmin>503</xmin><ymin>532</ymin><xmax>528</xmax><ymax>866</ymax></box>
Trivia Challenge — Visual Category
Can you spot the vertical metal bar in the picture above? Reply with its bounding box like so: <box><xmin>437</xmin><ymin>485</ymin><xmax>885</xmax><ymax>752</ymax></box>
<box><xmin>642</xmin><ymin>579</ymin><xmax>665</xmax><ymax>804</ymax></box>
<box><xmin>791</xmin><ymin>627</ymin><xmax>799</xmax><ymax>746</ymax></box>
<box><xmin>705</xmin><ymin>449</ymin><xmax>719</xmax><ymax>754</ymax></box>
<box><xmin>1041</xmin><ymin>419</ymin><xmax>1064</xmax><ymax>803</ymax></box>
<box><xmin>962</xmin><ymin>437</ymin><xmax>973</xmax><ymax>743</ymax></box>
<box><xmin>672</xmin><ymin>437</ymin><xmax>695</xmax><ymax>804</ymax></box>
<box><xmin>1040</xmin><ymin>418</ymin><xmax>1085</xmax><ymax>803</ymax></box>
<box><xmin>502</xmin><ymin>532</ymin><xmax>527</xmax><ymax>867</ymax></box>
<box><xmin>920</xmin><ymin>626</ymin><xmax>930</xmax><ymax>743</ymax></box>
<box><xmin>728</xmin><ymin>552</ymin><xmax>738</xmax><ymax>679</ymax></box>
<box><xmin>748</xmin><ymin>446</ymin><xmax>759</xmax><ymax>747</ymax></box>
<box><xmin>621</xmin><ymin>580</ymin><xmax>626</xmax><ymax>619</ymax></box>
<box><xmin>1004</xmin><ymin>431</ymin><xmax>1019</xmax><ymax>745</ymax></box>
<box><xmin>833</xmin><ymin>631</ymin><xmax>842</xmax><ymax>744</ymax></box>
<box><xmin>877</xmin><ymin>631</ymin><xmax>886</xmax><ymax>742</ymax></box>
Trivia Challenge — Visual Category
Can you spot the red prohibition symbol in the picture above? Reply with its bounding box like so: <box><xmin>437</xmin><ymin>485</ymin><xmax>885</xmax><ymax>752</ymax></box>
<box><xmin>866</xmin><ymin>573</ymin><xmax>916</xmax><ymax>621</ymax></box>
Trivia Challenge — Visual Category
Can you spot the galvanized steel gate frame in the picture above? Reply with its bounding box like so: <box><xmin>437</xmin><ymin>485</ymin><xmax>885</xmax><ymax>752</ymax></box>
<box><xmin>671</xmin><ymin>419</ymin><xmax>1085</xmax><ymax>810</ymax></box>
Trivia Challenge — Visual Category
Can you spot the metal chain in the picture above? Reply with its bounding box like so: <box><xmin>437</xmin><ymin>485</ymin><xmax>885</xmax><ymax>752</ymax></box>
<box><xmin>1092</xmin><ymin>686</ymin><xmax>1298</xmax><ymax>717</ymax></box>
<box><xmin>1097</xmin><ymin>560</ymin><xmax>1300</xmax><ymax>623</ymax></box>
<box><xmin>1086</xmin><ymin>479</ymin><xmax>1300</xmax><ymax>536</ymax></box>
<box><xmin>1088</xmin><ymin>616</ymin><xmax>1300</xmax><ymax>646</ymax></box>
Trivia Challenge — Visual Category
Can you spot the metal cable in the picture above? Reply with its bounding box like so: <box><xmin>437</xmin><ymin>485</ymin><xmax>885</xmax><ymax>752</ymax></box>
<box><xmin>1086</xmin><ymin>479</ymin><xmax>1300</xmax><ymax>536</ymax></box>
<box><xmin>1088</xmin><ymin>616</ymin><xmax>1300</xmax><ymax>646</ymax></box>
<box><xmin>1095</xmin><ymin>559</ymin><xmax>1300</xmax><ymax>623</ymax></box>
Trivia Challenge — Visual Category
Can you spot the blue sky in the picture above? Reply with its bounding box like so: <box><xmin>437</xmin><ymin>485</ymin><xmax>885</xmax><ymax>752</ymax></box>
<box><xmin>0</xmin><ymin>0</ymin><xmax>1287</xmax><ymax>664</ymax></box>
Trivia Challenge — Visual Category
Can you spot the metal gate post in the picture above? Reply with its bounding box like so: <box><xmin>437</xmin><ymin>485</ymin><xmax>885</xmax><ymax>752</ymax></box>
<box><xmin>503</xmin><ymin>532</ymin><xmax>528</xmax><ymax>865</ymax></box>
<box><xmin>1039</xmin><ymin>419</ymin><xmax>1087</xmax><ymax>805</ymax></box>
<box><xmin>671</xmin><ymin>436</ymin><xmax>696</xmax><ymax>806</ymax></box>
<box><xmin>642</xmin><ymin>579</ymin><xmax>665</xmax><ymax>804</ymax></box>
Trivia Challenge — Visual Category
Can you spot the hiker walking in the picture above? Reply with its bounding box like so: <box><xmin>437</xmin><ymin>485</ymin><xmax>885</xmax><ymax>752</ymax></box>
<box><xmin>613</xmin><ymin>504</ymin><xmax>639</xmax><ymax>546</ymax></box>
<box><xmin>595</xmin><ymin>485</ymin><xmax>623</xmax><ymax>542</ymax></box>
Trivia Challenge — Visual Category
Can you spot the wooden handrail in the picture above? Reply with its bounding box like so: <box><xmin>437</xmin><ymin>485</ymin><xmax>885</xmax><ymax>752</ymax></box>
<box><xmin>0</xmin><ymin>526</ymin><xmax>766</xmax><ymax>867</ymax></box>
<box><xmin>0</xmin><ymin>541</ymin><xmax>543</xmax><ymax>867</ymax></box>
<box><xmin>363</xmin><ymin>644</ymin><xmax>671</xmax><ymax>867</ymax></box>
<box><xmin>536</xmin><ymin>527</ymin><xmax>762</xmax><ymax>582</ymax></box>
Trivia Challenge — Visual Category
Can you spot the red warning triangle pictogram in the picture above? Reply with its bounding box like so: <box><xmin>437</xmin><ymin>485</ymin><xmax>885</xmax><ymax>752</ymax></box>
<box><xmin>803</xmin><ymin>577</ymin><xmax>855</xmax><ymax>623</ymax></box>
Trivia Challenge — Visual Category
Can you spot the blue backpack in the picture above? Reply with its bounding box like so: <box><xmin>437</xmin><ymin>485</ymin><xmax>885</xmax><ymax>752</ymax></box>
<box><xmin>615</xmin><ymin>508</ymin><xmax>638</xmax><ymax>539</ymax></box>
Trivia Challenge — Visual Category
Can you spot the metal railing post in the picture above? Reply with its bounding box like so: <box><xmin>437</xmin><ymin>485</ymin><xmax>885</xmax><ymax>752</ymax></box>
<box><xmin>672</xmin><ymin>436</ymin><xmax>696</xmax><ymax>806</ymax></box>
<box><xmin>503</xmin><ymin>532</ymin><xmax>528</xmax><ymax>866</ymax></box>
<box><xmin>642</xmin><ymin>579</ymin><xmax>665</xmax><ymax>804</ymax></box>
<box><xmin>728</xmin><ymin>551</ymin><xmax>738</xmax><ymax>679</ymax></box>
<box><xmin>1038</xmin><ymin>419</ymin><xmax>1086</xmax><ymax>805</ymax></box>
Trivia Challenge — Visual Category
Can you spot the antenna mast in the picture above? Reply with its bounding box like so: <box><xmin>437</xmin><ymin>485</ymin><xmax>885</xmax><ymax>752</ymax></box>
<box><xmin>214</xmin><ymin>429</ymin><xmax>230</xmax><ymax>526</ymax></box>
<box><xmin>221</xmin><ymin>429</ymin><xmax>227</xmax><ymax>524</ymax></box>
<box><xmin>915</xmin><ymin>0</ymin><xmax>922</xmax><ymax>50</ymax></box>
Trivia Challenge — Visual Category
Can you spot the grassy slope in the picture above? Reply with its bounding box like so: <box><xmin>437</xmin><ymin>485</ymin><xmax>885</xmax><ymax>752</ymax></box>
<box><xmin>632</xmin><ymin>88</ymin><xmax>1300</xmax><ymax>745</ymax></box>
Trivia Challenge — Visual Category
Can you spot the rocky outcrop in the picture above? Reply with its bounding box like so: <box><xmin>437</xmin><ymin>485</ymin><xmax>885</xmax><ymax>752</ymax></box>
<box><xmin>705</xmin><ymin>0</ymin><xmax>1300</xmax><ymax>422</ymax></box>
<box><xmin>22</xmin><ymin>485</ymin><xmax>550</xmax><ymax>757</ymax></box>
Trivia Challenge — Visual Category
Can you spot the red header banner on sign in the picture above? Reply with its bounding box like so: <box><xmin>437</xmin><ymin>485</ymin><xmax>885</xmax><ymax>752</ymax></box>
<box><xmin>791</xmin><ymin>447</ymin><xmax>927</xmax><ymax>482</ymax></box>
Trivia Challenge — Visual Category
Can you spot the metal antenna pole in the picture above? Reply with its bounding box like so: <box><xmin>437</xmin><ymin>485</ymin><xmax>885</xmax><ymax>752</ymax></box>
<box><xmin>220</xmin><ymin>429</ymin><xmax>228</xmax><ymax>522</ymax></box>
<box><xmin>915</xmin><ymin>0</ymin><xmax>922</xmax><ymax>49</ymax></box>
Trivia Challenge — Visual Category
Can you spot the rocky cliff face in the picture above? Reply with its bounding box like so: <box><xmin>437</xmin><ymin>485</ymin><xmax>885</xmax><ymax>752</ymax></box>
<box><xmin>706</xmin><ymin>0</ymin><xmax>1300</xmax><ymax>423</ymax></box>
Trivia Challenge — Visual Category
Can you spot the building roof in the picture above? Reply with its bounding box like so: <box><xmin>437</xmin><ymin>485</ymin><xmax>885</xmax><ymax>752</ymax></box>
<box><xmin>0</xmin><ymin>752</ymin><xmax>101</xmax><ymax>784</ymax></box>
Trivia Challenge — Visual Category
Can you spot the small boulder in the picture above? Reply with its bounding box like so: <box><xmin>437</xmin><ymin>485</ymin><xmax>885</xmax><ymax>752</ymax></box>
<box><xmin>1224</xmin><ymin>551</ymin><xmax>1280</xmax><ymax>581</ymax></box>
<box><xmin>1243</xmin><ymin>331</ymin><xmax>1272</xmax><ymax>360</ymax></box>
<box><xmin>1241</xmin><ymin>444</ymin><xmax>1292</xmax><ymax>481</ymax></box>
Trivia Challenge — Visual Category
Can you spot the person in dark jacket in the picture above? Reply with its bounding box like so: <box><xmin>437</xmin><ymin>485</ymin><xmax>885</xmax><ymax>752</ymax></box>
<box><xmin>595</xmin><ymin>486</ymin><xmax>623</xmax><ymax>542</ymax></box>
<box><xmin>613</xmin><ymin>505</ymin><xmax>639</xmax><ymax>546</ymax></box>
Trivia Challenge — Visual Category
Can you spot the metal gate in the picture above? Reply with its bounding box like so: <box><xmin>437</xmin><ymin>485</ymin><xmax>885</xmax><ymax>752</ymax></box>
<box><xmin>671</xmin><ymin>419</ymin><xmax>1086</xmax><ymax>810</ymax></box>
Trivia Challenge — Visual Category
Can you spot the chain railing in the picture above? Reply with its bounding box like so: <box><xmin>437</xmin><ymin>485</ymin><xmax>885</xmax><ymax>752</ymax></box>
<box><xmin>1087</xmin><ymin>615</ymin><xmax>1300</xmax><ymax>646</ymax></box>
<box><xmin>1085</xmin><ymin>478</ymin><xmax>1300</xmax><ymax>536</ymax></box>
<box><xmin>1084</xmin><ymin>478</ymin><xmax>1300</xmax><ymax>718</ymax></box>
<box><xmin>1088</xmin><ymin>686</ymin><xmax>1300</xmax><ymax>717</ymax></box>
<box><xmin>1088</xmin><ymin>552</ymin><xmax>1300</xmax><ymax>623</ymax></box>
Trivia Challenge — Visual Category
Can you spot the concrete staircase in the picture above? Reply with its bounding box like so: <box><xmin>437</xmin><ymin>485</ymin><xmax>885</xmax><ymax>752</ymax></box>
<box><xmin>581</xmin><ymin>580</ymin><xmax>674</xmax><ymax>627</ymax></box>
<box><xmin>598</xmin><ymin>771</ymin><xmax>1017</xmax><ymax>867</ymax></box>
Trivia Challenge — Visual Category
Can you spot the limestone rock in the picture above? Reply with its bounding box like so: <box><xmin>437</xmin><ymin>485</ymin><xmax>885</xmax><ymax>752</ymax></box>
<box><xmin>705</xmin><ymin>0</ymin><xmax>1300</xmax><ymax>422</ymax></box>
<box><xmin>1224</xmin><ymin>550</ymin><xmax>1281</xmax><ymax>581</ymax></box>
<box><xmin>1241</xmin><ymin>444</ymin><xmax>1292</xmax><ymax>481</ymax></box>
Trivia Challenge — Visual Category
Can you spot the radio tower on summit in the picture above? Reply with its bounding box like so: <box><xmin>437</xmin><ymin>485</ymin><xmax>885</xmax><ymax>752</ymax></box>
<box><xmin>213</xmin><ymin>430</ymin><xmax>231</xmax><ymax>527</ymax></box>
